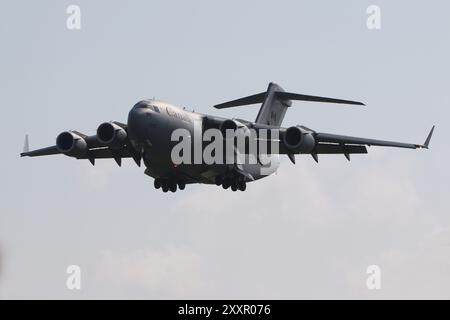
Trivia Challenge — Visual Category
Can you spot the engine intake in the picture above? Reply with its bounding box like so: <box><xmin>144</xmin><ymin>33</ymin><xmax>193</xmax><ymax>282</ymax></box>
<box><xmin>282</xmin><ymin>126</ymin><xmax>315</xmax><ymax>153</ymax></box>
<box><xmin>56</xmin><ymin>131</ymin><xmax>87</xmax><ymax>157</ymax></box>
<box><xmin>219</xmin><ymin>119</ymin><xmax>239</xmax><ymax>139</ymax></box>
<box><xmin>97</xmin><ymin>122</ymin><xmax>127</xmax><ymax>148</ymax></box>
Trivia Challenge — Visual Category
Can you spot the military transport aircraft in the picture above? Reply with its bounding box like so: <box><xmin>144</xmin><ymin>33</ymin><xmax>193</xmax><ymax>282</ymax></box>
<box><xmin>21</xmin><ymin>83</ymin><xmax>434</xmax><ymax>193</ymax></box>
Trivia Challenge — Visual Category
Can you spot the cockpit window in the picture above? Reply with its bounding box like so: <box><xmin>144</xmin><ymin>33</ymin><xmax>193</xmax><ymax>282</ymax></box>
<box><xmin>134</xmin><ymin>101</ymin><xmax>148</xmax><ymax>109</ymax></box>
<box><xmin>134</xmin><ymin>101</ymin><xmax>161</xmax><ymax>113</ymax></box>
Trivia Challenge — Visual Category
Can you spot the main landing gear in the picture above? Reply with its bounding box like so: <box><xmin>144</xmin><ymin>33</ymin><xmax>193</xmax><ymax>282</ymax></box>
<box><xmin>215</xmin><ymin>175</ymin><xmax>247</xmax><ymax>192</ymax></box>
<box><xmin>154</xmin><ymin>178</ymin><xmax>185</xmax><ymax>193</ymax></box>
<box><xmin>154</xmin><ymin>176</ymin><xmax>247</xmax><ymax>193</ymax></box>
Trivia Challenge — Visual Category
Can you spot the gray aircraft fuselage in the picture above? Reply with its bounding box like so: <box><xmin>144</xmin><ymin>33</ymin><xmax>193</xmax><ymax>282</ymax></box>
<box><xmin>127</xmin><ymin>99</ymin><xmax>279</xmax><ymax>185</ymax></box>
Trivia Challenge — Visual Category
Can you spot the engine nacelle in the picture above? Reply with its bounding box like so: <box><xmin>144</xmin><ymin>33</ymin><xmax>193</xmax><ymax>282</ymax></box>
<box><xmin>282</xmin><ymin>126</ymin><xmax>316</xmax><ymax>153</ymax></box>
<box><xmin>202</xmin><ymin>115</ymin><xmax>224</xmax><ymax>130</ymax></box>
<box><xmin>219</xmin><ymin>119</ymin><xmax>238</xmax><ymax>138</ymax></box>
<box><xmin>97</xmin><ymin>122</ymin><xmax>127</xmax><ymax>148</ymax></box>
<box><xmin>219</xmin><ymin>119</ymin><xmax>250</xmax><ymax>140</ymax></box>
<box><xmin>56</xmin><ymin>131</ymin><xmax>87</xmax><ymax>157</ymax></box>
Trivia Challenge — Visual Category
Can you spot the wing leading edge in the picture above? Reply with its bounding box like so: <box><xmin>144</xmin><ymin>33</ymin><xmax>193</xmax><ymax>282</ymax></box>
<box><xmin>315</xmin><ymin>125</ymin><xmax>435</xmax><ymax>150</ymax></box>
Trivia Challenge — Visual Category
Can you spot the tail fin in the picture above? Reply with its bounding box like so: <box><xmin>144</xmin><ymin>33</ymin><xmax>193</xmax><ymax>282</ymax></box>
<box><xmin>214</xmin><ymin>82</ymin><xmax>365</xmax><ymax>126</ymax></box>
<box><xmin>255</xmin><ymin>83</ymin><xmax>290</xmax><ymax>126</ymax></box>
<box><xmin>214</xmin><ymin>82</ymin><xmax>290</xmax><ymax>126</ymax></box>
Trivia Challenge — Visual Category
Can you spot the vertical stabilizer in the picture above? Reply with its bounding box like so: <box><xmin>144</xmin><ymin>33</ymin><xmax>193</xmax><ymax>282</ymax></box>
<box><xmin>255</xmin><ymin>82</ymin><xmax>291</xmax><ymax>126</ymax></box>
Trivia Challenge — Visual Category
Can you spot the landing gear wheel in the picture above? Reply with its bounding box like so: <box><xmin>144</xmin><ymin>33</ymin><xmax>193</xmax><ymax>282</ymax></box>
<box><xmin>231</xmin><ymin>181</ymin><xmax>238</xmax><ymax>192</ymax></box>
<box><xmin>222</xmin><ymin>179</ymin><xmax>231</xmax><ymax>189</ymax></box>
<box><xmin>178</xmin><ymin>182</ymin><xmax>185</xmax><ymax>190</ymax></box>
<box><xmin>215</xmin><ymin>176</ymin><xmax>223</xmax><ymax>186</ymax></box>
<box><xmin>154</xmin><ymin>178</ymin><xmax>162</xmax><ymax>189</ymax></box>
<box><xmin>222</xmin><ymin>178</ymin><xmax>231</xmax><ymax>189</ymax></box>
<box><xmin>238</xmin><ymin>181</ymin><xmax>246</xmax><ymax>191</ymax></box>
<box><xmin>169</xmin><ymin>182</ymin><xmax>177</xmax><ymax>193</ymax></box>
<box><xmin>162</xmin><ymin>184</ymin><xmax>169</xmax><ymax>193</ymax></box>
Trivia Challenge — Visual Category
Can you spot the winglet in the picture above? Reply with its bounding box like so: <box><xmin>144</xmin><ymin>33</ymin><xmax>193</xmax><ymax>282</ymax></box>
<box><xmin>422</xmin><ymin>125</ymin><xmax>435</xmax><ymax>149</ymax></box>
<box><xmin>21</xmin><ymin>135</ymin><xmax>30</xmax><ymax>157</ymax></box>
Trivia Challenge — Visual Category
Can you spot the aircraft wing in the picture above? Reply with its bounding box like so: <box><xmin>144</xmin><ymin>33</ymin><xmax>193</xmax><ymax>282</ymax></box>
<box><xmin>315</xmin><ymin>125</ymin><xmax>435</xmax><ymax>150</ymax></box>
<box><xmin>20</xmin><ymin>122</ymin><xmax>141</xmax><ymax>167</ymax></box>
<box><xmin>20</xmin><ymin>145</ymin><xmax>60</xmax><ymax>157</ymax></box>
<box><xmin>21</xmin><ymin>140</ymin><xmax>135</xmax><ymax>167</ymax></box>
<box><xmin>276</xmin><ymin>125</ymin><xmax>434</xmax><ymax>163</ymax></box>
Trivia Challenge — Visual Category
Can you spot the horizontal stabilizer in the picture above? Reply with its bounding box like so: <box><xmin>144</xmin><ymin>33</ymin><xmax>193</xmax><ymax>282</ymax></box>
<box><xmin>276</xmin><ymin>92</ymin><xmax>365</xmax><ymax>106</ymax></box>
<box><xmin>214</xmin><ymin>92</ymin><xmax>266</xmax><ymax>109</ymax></box>
<box><xmin>214</xmin><ymin>90</ymin><xmax>364</xmax><ymax>109</ymax></box>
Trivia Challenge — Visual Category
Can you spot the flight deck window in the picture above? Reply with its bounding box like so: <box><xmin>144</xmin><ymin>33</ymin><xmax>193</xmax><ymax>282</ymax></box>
<box><xmin>135</xmin><ymin>101</ymin><xmax>148</xmax><ymax>109</ymax></box>
<box><xmin>153</xmin><ymin>106</ymin><xmax>160</xmax><ymax>113</ymax></box>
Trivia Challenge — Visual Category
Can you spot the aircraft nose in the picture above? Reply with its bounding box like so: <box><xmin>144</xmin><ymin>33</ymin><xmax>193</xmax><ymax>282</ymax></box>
<box><xmin>128</xmin><ymin>106</ymin><xmax>145</xmax><ymax>135</ymax></box>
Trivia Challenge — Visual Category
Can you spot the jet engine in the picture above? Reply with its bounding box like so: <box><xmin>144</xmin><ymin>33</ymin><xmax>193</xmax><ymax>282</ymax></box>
<box><xmin>97</xmin><ymin>122</ymin><xmax>127</xmax><ymax>148</ymax></box>
<box><xmin>282</xmin><ymin>126</ymin><xmax>316</xmax><ymax>153</ymax></box>
<box><xmin>56</xmin><ymin>131</ymin><xmax>87</xmax><ymax>157</ymax></box>
<box><xmin>219</xmin><ymin>119</ymin><xmax>239</xmax><ymax>138</ymax></box>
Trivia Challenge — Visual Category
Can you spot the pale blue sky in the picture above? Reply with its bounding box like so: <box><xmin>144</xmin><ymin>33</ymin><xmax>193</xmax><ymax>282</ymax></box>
<box><xmin>0</xmin><ymin>0</ymin><xmax>449</xmax><ymax>298</ymax></box>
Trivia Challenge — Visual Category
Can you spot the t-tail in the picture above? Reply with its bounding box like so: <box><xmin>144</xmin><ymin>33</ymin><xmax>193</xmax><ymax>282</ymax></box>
<box><xmin>214</xmin><ymin>82</ymin><xmax>365</xmax><ymax>126</ymax></box>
